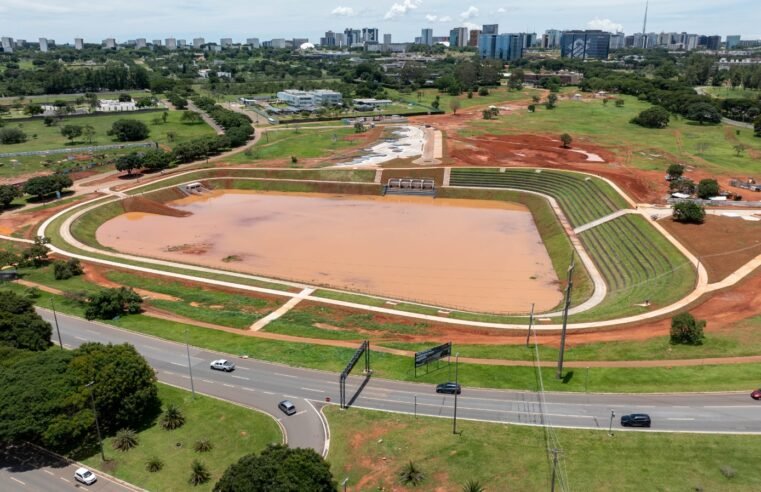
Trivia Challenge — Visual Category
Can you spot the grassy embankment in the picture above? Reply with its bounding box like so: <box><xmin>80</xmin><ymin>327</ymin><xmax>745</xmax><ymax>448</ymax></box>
<box><xmin>82</xmin><ymin>384</ymin><xmax>280</xmax><ymax>492</ymax></box>
<box><xmin>227</xmin><ymin>127</ymin><xmax>358</xmax><ymax>163</ymax></box>
<box><xmin>327</xmin><ymin>406</ymin><xmax>761</xmax><ymax>492</ymax></box>
<box><xmin>461</xmin><ymin>94</ymin><xmax>761</xmax><ymax>175</ymax></box>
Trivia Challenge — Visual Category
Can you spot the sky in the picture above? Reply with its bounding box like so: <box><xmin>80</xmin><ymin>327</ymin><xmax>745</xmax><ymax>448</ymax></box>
<box><xmin>0</xmin><ymin>0</ymin><xmax>758</xmax><ymax>44</ymax></box>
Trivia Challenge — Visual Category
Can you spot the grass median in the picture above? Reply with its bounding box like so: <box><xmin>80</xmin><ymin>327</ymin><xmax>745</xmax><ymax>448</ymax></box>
<box><xmin>327</xmin><ymin>406</ymin><xmax>761</xmax><ymax>491</ymax></box>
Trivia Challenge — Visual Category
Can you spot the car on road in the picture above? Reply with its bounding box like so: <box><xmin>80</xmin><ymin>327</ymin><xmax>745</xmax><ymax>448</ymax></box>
<box><xmin>278</xmin><ymin>400</ymin><xmax>297</xmax><ymax>416</ymax></box>
<box><xmin>435</xmin><ymin>382</ymin><xmax>462</xmax><ymax>395</ymax></box>
<box><xmin>210</xmin><ymin>359</ymin><xmax>235</xmax><ymax>372</ymax></box>
<box><xmin>74</xmin><ymin>467</ymin><xmax>97</xmax><ymax>485</ymax></box>
<box><xmin>620</xmin><ymin>413</ymin><xmax>651</xmax><ymax>428</ymax></box>
<box><xmin>751</xmin><ymin>389</ymin><xmax>761</xmax><ymax>400</ymax></box>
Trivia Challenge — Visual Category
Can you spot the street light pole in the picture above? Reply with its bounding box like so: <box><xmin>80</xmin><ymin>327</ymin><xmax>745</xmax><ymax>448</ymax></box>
<box><xmin>342</xmin><ymin>477</ymin><xmax>349</xmax><ymax>492</ymax></box>
<box><xmin>525</xmin><ymin>303</ymin><xmax>535</xmax><ymax>348</ymax></box>
<box><xmin>51</xmin><ymin>299</ymin><xmax>63</xmax><ymax>350</ymax></box>
<box><xmin>452</xmin><ymin>352</ymin><xmax>460</xmax><ymax>435</ymax></box>
<box><xmin>85</xmin><ymin>381</ymin><xmax>105</xmax><ymax>461</ymax></box>
<box><xmin>185</xmin><ymin>328</ymin><xmax>195</xmax><ymax>399</ymax></box>
<box><xmin>608</xmin><ymin>409</ymin><xmax>615</xmax><ymax>436</ymax></box>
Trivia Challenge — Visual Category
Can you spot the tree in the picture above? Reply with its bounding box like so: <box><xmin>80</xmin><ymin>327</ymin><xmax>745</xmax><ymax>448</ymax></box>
<box><xmin>462</xmin><ymin>480</ymin><xmax>486</xmax><ymax>492</ymax></box>
<box><xmin>213</xmin><ymin>444</ymin><xmax>336</xmax><ymax>492</ymax></box>
<box><xmin>734</xmin><ymin>144</ymin><xmax>746</xmax><ymax>157</ymax></box>
<box><xmin>754</xmin><ymin>115</ymin><xmax>761</xmax><ymax>138</ymax></box>
<box><xmin>53</xmin><ymin>258</ymin><xmax>84</xmax><ymax>280</ymax></box>
<box><xmin>670</xmin><ymin>177</ymin><xmax>696</xmax><ymax>195</ymax></box>
<box><xmin>22</xmin><ymin>174</ymin><xmax>72</xmax><ymax>200</ymax></box>
<box><xmin>146</xmin><ymin>457</ymin><xmax>164</xmax><ymax>472</ymax></box>
<box><xmin>181</xmin><ymin>111</ymin><xmax>203</xmax><ymax>124</ymax></box>
<box><xmin>670</xmin><ymin>312</ymin><xmax>705</xmax><ymax>345</ymax></box>
<box><xmin>697</xmin><ymin>178</ymin><xmax>720</xmax><ymax>199</ymax></box>
<box><xmin>431</xmin><ymin>95</ymin><xmax>440</xmax><ymax>110</ymax></box>
<box><xmin>0</xmin><ymin>184</ymin><xmax>20</xmax><ymax>208</ymax></box>
<box><xmin>353</xmin><ymin>122</ymin><xmax>366</xmax><ymax>133</ymax></box>
<box><xmin>615</xmin><ymin>99</ymin><xmax>625</xmax><ymax>107</ymax></box>
<box><xmin>527</xmin><ymin>104</ymin><xmax>536</xmax><ymax>113</ymax></box>
<box><xmin>450</xmin><ymin>99</ymin><xmax>461</xmax><ymax>114</ymax></box>
<box><xmin>83</xmin><ymin>125</ymin><xmax>96</xmax><ymax>144</ymax></box>
<box><xmin>631</xmin><ymin>106</ymin><xmax>670</xmax><ymax>128</ymax></box>
<box><xmin>0</xmin><ymin>290</ymin><xmax>52</xmax><ymax>351</ymax></box>
<box><xmin>115</xmin><ymin>152</ymin><xmax>143</xmax><ymax>175</ymax></box>
<box><xmin>545</xmin><ymin>93</ymin><xmax>558</xmax><ymax>109</ymax></box>
<box><xmin>19</xmin><ymin>236</ymin><xmax>51</xmax><ymax>268</ymax></box>
<box><xmin>24</xmin><ymin>104</ymin><xmax>44</xmax><ymax>116</ymax></box>
<box><xmin>142</xmin><ymin>149</ymin><xmax>172</xmax><ymax>172</ymax></box>
<box><xmin>508</xmin><ymin>68</ymin><xmax>525</xmax><ymax>90</ymax></box>
<box><xmin>0</xmin><ymin>127</ymin><xmax>27</xmax><ymax>144</ymax></box>
<box><xmin>43</xmin><ymin>116</ymin><xmax>57</xmax><ymax>127</ymax></box>
<box><xmin>672</xmin><ymin>201</ymin><xmax>705</xmax><ymax>224</ymax></box>
<box><xmin>560</xmin><ymin>133</ymin><xmax>572</xmax><ymax>149</ymax></box>
<box><xmin>113</xmin><ymin>428</ymin><xmax>139</xmax><ymax>451</ymax></box>
<box><xmin>160</xmin><ymin>404</ymin><xmax>185</xmax><ymax>430</ymax></box>
<box><xmin>60</xmin><ymin>125</ymin><xmax>83</xmax><ymax>143</ymax></box>
<box><xmin>686</xmin><ymin>102</ymin><xmax>721</xmax><ymax>125</ymax></box>
<box><xmin>399</xmin><ymin>461</ymin><xmax>425</xmax><ymax>486</ymax></box>
<box><xmin>84</xmin><ymin>287</ymin><xmax>143</xmax><ymax>320</ymax></box>
<box><xmin>478</xmin><ymin>87</ymin><xmax>489</xmax><ymax>96</ymax></box>
<box><xmin>190</xmin><ymin>460</ymin><xmax>211</xmax><ymax>486</ymax></box>
<box><xmin>108</xmin><ymin>120</ymin><xmax>150</xmax><ymax>142</ymax></box>
<box><xmin>667</xmin><ymin>164</ymin><xmax>685</xmax><ymax>180</ymax></box>
<box><xmin>532</xmin><ymin>95</ymin><xmax>541</xmax><ymax>104</ymax></box>
<box><xmin>118</xmin><ymin>93</ymin><xmax>132</xmax><ymax>102</ymax></box>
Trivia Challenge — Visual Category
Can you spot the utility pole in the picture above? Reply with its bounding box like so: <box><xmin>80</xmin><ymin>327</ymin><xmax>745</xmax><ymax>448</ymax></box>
<box><xmin>185</xmin><ymin>327</ymin><xmax>196</xmax><ymax>399</ymax></box>
<box><xmin>452</xmin><ymin>352</ymin><xmax>460</xmax><ymax>435</ymax></box>
<box><xmin>608</xmin><ymin>409</ymin><xmax>615</xmax><ymax>436</ymax></box>
<box><xmin>51</xmin><ymin>299</ymin><xmax>63</xmax><ymax>350</ymax></box>
<box><xmin>342</xmin><ymin>477</ymin><xmax>349</xmax><ymax>492</ymax></box>
<box><xmin>550</xmin><ymin>448</ymin><xmax>560</xmax><ymax>492</ymax></box>
<box><xmin>526</xmin><ymin>303</ymin><xmax>535</xmax><ymax>347</ymax></box>
<box><xmin>85</xmin><ymin>381</ymin><xmax>105</xmax><ymax>461</ymax></box>
<box><xmin>556</xmin><ymin>258</ymin><xmax>575</xmax><ymax>380</ymax></box>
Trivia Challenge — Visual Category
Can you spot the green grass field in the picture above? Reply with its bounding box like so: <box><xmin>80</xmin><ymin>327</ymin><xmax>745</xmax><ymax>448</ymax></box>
<box><xmin>386</xmin><ymin>87</ymin><xmax>542</xmax><ymax>112</ymax></box>
<box><xmin>461</xmin><ymin>94</ymin><xmax>761</xmax><ymax>175</ymax></box>
<box><xmin>327</xmin><ymin>406</ymin><xmax>761</xmax><ymax>491</ymax></box>
<box><xmin>702</xmin><ymin>86</ymin><xmax>760</xmax><ymax>99</ymax></box>
<box><xmin>227</xmin><ymin>127</ymin><xmax>358</xmax><ymax>162</ymax></box>
<box><xmin>82</xmin><ymin>384</ymin><xmax>281</xmax><ymax>492</ymax></box>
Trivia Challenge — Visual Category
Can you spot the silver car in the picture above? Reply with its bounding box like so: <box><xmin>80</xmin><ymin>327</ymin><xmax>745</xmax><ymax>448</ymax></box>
<box><xmin>210</xmin><ymin>359</ymin><xmax>235</xmax><ymax>372</ymax></box>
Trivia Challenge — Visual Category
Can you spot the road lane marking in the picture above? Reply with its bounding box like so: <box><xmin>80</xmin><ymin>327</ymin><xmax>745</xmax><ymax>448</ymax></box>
<box><xmin>231</xmin><ymin>375</ymin><xmax>250</xmax><ymax>381</ymax></box>
<box><xmin>283</xmin><ymin>394</ymin><xmax>298</xmax><ymax>399</ymax></box>
<box><xmin>300</xmin><ymin>387</ymin><xmax>325</xmax><ymax>393</ymax></box>
<box><xmin>43</xmin><ymin>470</ymin><xmax>55</xmax><ymax>476</ymax></box>
<box><xmin>200</xmin><ymin>379</ymin><xmax>214</xmax><ymax>383</ymax></box>
<box><xmin>292</xmin><ymin>410</ymin><xmax>308</xmax><ymax>417</ymax></box>
<box><xmin>241</xmin><ymin>387</ymin><xmax>255</xmax><ymax>392</ymax></box>
<box><xmin>223</xmin><ymin>384</ymin><xmax>235</xmax><ymax>388</ymax></box>
<box><xmin>59</xmin><ymin>477</ymin><xmax>70</xmax><ymax>483</ymax></box>
<box><xmin>170</xmin><ymin>362</ymin><xmax>185</xmax><ymax>367</ymax></box>
<box><xmin>667</xmin><ymin>418</ymin><xmax>696</xmax><ymax>421</ymax></box>
<box><xmin>74</xmin><ymin>336</ymin><xmax>87</xmax><ymax>341</ymax></box>
<box><xmin>274</xmin><ymin>373</ymin><xmax>297</xmax><ymax>378</ymax></box>
<box><xmin>10</xmin><ymin>477</ymin><xmax>25</xmax><ymax>485</ymax></box>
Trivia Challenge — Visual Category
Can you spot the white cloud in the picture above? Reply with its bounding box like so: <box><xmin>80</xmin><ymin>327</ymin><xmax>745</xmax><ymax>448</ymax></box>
<box><xmin>425</xmin><ymin>14</ymin><xmax>438</xmax><ymax>21</ymax></box>
<box><xmin>460</xmin><ymin>5</ymin><xmax>479</xmax><ymax>20</ymax></box>
<box><xmin>384</xmin><ymin>0</ymin><xmax>421</xmax><ymax>20</ymax></box>
<box><xmin>425</xmin><ymin>13</ymin><xmax>452</xmax><ymax>23</ymax></box>
<box><xmin>587</xmin><ymin>17</ymin><xmax>623</xmax><ymax>33</ymax></box>
<box><xmin>439</xmin><ymin>15</ymin><xmax>452</xmax><ymax>22</ymax></box>
<box><xmin>331</xmin><ymin>6</ymin><xmax>355</xmax><ymax>17</ymax></box>
<box><xmin>497</xmin><ymin>7</ymin><xmax>506</xmax><ymax>13</ymax></box>
<box><xmin>463</xmin><ymin>21</ymin><xmax>480</xmax><ymax>31</ymax></box>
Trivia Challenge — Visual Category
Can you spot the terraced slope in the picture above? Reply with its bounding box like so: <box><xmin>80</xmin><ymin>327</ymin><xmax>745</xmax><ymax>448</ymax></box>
<box><xmin>449</xmin><ymin>168</ymin><xmax>630</xmax><ymax>228</ymax></box>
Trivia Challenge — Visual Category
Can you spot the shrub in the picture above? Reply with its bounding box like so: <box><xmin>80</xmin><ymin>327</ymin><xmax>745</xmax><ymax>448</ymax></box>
<box><xmin>697</xmin><ymin>178</ymin><xmax>720</xmax><ymax>199</ymax></box>
<box><xmin>146</xmin><ymin>456</ymin><xmax>164</xmax><ymax>472</ymax></box>
<box><xmin>672</xmin><ymin>201</ymin><xmax>705</xmax><ymax>224</ymax></box>
<box><xmin>53</xmin><ymin>258</ymin><xmax>84</xmax><ymax>280</ymax></box>
<box><xmin>666</xmin><ymin>164</ymin><xmax>685</xmax><ymax>179</ymax></box>
<box><xmin>194</xmin><ymin>439</ymin><xmax>213</xmax><ymax>453</ymax></box>
<box><xmin>478</xmin><ymin>87</ymin><xmax>489</xmax><ymax>96</ymax></box>
<box><xmin>462</xmin><ymin>480</ymin><xmax>486</xmax><ymax>492</ymax></box>
<box><xmin>631</xmin><ymin>106</ymin><xmax>670</xmax><ymax>128</ymax></box>
<box><xmin>189</xmin><ymin>460</ymin><xmax>211</xmax><ymax>486</ymax></box>
<box><xmin>399</xmin><ymin>461</ymin><xmax>425</xmax><ymax>486</ymax></box>
<box><xmin>160</xmin><ymin>404</ymin><xmax>185</xmax><ymax>430</ymax></box>
<box><xmin>112</xmin><ymin>428</ymin><xmax>139</xmax><ymax>451</ymax></box>
<box><xmin>560</xmin><ymin>133</ymin><xmax>572</xmax><ymax>148</ymax></box>
<box><xmin>0</xmin><ymin>127</ymin><xmax>27</xmax><ymax>144</ymax></box>
<box><xmin>670</xmin><ymin>312</ymin><xmax>706</xmax><ymax>345</ymax></box>
<box><xmin>84</xmin><ymin>287</ymin><xmax>143</xmax><ymax>320</ymax></box>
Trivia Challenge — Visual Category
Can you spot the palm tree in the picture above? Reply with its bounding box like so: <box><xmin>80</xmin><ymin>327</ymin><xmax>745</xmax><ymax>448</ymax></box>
<box><xmin>160</xmin><ymin>404</ymin><xmax>185</xmax><ymax>430</ymax></box>
<box><xmin>188</xmin><ymin>460</ymin><xmax>211</xmax><ymax>486</ymax></box>
<box><xmin>194</xmin><ymin>439</ymin><xmax>213</xmax><ymax>453</ymax></box>
<box><xmin>462</xmin><ymin>479</ymin><xmax>486</xmax><ymax>492</ymax></box>
<box><xmin>399</xmin><ymin>461</ymin><xmax>425</xmax><ymax>486</ymax></box>
<box><xmin>112</xmin><ymin>428</ymin><xmax>138</xmax><ymax>451</ymax></box>
<box><xmin>145</xmin><ymin>456</ymin><xmax>164</xmax><ymax>472</ymax></box>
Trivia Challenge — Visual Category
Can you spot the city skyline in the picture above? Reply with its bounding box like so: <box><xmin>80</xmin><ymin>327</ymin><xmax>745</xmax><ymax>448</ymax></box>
<box><xmin>0</xmin><ymin>0</ymin><xmax>758</xmax><ymax>44</ymax></box>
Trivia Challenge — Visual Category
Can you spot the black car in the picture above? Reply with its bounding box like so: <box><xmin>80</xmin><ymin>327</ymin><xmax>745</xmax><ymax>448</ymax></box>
<box><xmin>435</xmin><ymin>382</ymin><xmax>462</xmax><ymax>395</ymax></box>
<box><xmin>620</xmin><ymin>413</ymin><xmax>651</xmax><ymax>428</ymax></box>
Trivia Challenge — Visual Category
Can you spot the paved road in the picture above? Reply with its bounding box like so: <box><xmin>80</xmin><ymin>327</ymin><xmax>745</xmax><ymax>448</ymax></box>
<box><xmin>41</xmin><ymin>309</ymin><xmax>761</xmax><ymax>439</ymax></box>
<box><xmin>0</xmin><ymin>444</ymin><xmax>135</xmax><ymax>492</ymax></box>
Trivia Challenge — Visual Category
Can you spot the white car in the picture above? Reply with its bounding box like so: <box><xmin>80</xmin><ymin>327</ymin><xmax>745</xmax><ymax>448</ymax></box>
<box><xmin>210</xmin><ymin>359</ymin><xmax>235</xmax><ymax>372</ymax></box>
<box><xmin>74</xmin><ymin>467</ymin><xmax>97</xmax><ymax>485</ymax></box>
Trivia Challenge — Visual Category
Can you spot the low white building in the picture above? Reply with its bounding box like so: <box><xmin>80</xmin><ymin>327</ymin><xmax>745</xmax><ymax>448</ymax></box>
<box><xmin>276</xmin><ymin>89</ymin><xmax>342</xmax><ymax>108</ymax></box>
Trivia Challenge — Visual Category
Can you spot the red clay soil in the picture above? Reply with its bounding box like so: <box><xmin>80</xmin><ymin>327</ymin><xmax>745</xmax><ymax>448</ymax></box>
<box><xmin>0</xmin><ymin>192</ymin><xmax>101</xmax><ymax>238</ymax></box>
<box><xmin>659</xmin><ymin>214</ymin><xmax>761</xmax><ymax>282</ymax></box>
<box><xmin>122</xmin><ymin>196</ymin><xmax>191</xmax><ymax>217</ymax></box>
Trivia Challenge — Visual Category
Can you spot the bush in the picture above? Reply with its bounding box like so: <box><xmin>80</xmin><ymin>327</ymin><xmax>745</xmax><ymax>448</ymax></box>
<box><xmin>194</xmin><ymin>439</ymin><xmax>213</xmax><ymax>453</ymax></box>
<box><xmin>189</xmin><ymin>460</ymin><xmax>211</xmax><ymax>486</ymax></box>
<box><xmin>160</xmin><ymin>404</ymin><xmax>185</xmax><ymax>430</ymax></box>
<box><xmin>631</xmin><ymin>106</ymin><xmax>670</xmax><ymax>128</ymax></box>
<box><xmin>108</xmin><ymin>119</ymin><xmax>150</xmax><ymax>142</ymax></box>
<box><xmin>0</xmin><ymin>127</ymin><xmax>27</xmax><ymax>144</ymax></box>
<box><xmin>686</xmin><ymin>102</ymin><xmax>721</xmax><ymax>125</ymax></box>
<box><xmin>672</xmin><ymin>201</ymin><xmax>705</xmax><ymax>224</ymax></box>
<box><xmin>53</xmin><ymin>258</ymin><xmax>84</xmax><ymax>280</ymax></box>
<box><xmin>697</xmin><ymin>178</ymin><xmax>720</xmax><ymax>199</ymax></box>
<box><xmin>0</xmin><ymin>184</ymin><xmax>20</xmax><ymax>208</ymax></box>
<box><xmin>478</xmin><ymin>87</ymin><xmax>489</xmax><ymax>96</ymax></box>
<box><xmin>399</xmin><ymin>461</ymin><xmax>425</xmax><ymax>486</ymax></box>
<box><xmin>84</xmin><ymin>287</ymin><xmax>143</xmax><ymax>320</ymax></box>
<box><xmin>560</xmin><ymin>133</ymin><xmax>572</xmax><ymax>148</ymax></box>
<box><xmin>112</xmin><ymin>428</ymin><xmax>139</xmax><ymax>451</ymax></box>
<box><xmin>146</xmin><ymin>456</ymin><xmax>164</xmax><ymax>472</ymax></box>
<box><xmin>667</xmin><ymin>163</ymin><xmax>685</xmax><ymax>179</ymax></box>
<box><xmin>670</xmin><ymin>312</ymin><xmax>705</xmax><ymax>345</ymax></box>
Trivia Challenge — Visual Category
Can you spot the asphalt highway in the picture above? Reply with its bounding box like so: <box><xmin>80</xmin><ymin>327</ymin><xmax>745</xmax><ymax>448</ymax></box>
<box><xmin>39</xmin><ymin>309</ymin><xmax>761</xmax><ymax>459</ymax></box>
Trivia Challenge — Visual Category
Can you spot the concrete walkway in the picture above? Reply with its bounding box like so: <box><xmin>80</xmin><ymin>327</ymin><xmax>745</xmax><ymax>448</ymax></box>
<box><xmin>249</xmin><ymin>288</ymin><xmax>315</xmax><ymax>331</ymax></box>
<box><xmin>186</xmin><ymin>100</ymin><xmax>225</xmax><ymax>135</ymax></box>
<box><xmin>573</xmin><ymin>209</ymin><xmax>637</xmax><ymax>234</ymax></box>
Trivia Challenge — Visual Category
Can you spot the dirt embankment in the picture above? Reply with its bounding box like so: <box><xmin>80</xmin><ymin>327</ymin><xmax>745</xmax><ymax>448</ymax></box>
<box><xmin>122</xmin><ymin>196</ymin><xmax>191</xmax><ymax>217</ymax></box>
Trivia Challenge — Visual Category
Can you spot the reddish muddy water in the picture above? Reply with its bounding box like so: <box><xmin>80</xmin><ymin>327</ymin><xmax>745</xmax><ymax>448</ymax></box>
<box><xmin>97</xmin><ymin>191</ymin><xmax>563</xmax><ymax>313</ymax></box>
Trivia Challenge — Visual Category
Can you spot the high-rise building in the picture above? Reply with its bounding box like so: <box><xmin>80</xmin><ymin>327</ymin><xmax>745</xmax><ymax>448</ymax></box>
<box><xmin>344</xmin><ymin>28</ymin><xmax>361</xmax><ymax>46</ymax></box>
<box><xmin>701</xmin><ymin>35</ymin><xmax>721</xmax><ymax>50</ymax></box>
<box><xmin>482</xmin><ymin>24</ymin><xmax>498</xmax><ymax>35</ymax></box>
<box><xmin>246</xmin><ymin>38</ymin><xmax>260</xmax><ymax>48</ymax></box>
<box><xmin>220</xmin><ymin>38</ymin><xmax>233</xmax><ymax>48</ymax></box>
<box><xmin>74</xmin><ymin>38</ymin><xmax>84</xmax><ymax>50</ymax></box>
<box><xmin>479</xmin><ymin>33</ymin><xmax>524</xmax><ymax>61</ymax></box>
<box><xmin>1</xmin><ymin>37</ymin><xmax>13</xmax><ymax>53</ymax></box>
<box><xmin>544</xmin><ymin>29</ymin><xmax>562</xmax><ymax>49</ymax></box>
<box><xmin>383</xmin><ymin>33</ymin><xmax>392</xmax><ymax>45</ymax></box>
<box><xmin>39</xmin><ymin>37</ymin><xmax>49</xmax><ymax>52</ymax></box>
<box><xmin>177</xmin><ymin>39</ymin><xmax>187</xmax><ymax>48</ymax></box>
<box><xmin>193</xmin><ymin>37</ymin><xmax>205</xmax><ymax>49</ymax></box>
<box><xmin>165</xmin><ymin>38</ymin><xmax>177</xmax><ymax>50</ymax></box>
<box><xmin>421</xmin><ymin>28</ymin><xmax>433</xmax><ymax>46</ymax></box>
<box><xmin>271</xmin><ymin>39</ymin><xmax>287</xmax><ymax>49</ymax></box>
<box><xmin>469</xmin><ymin>29</ymin><xmax>481</xmax><ymax>47</ymax></box>
<box><xmin>135</xmin><ymin>38</ymin><xmax>147</xmax><ymax>49</ymax></box>
<box><xmin>726</xmin><ymin>35</ymin><xmax>741</xmax><ymax>50</ymax></box>
<box><xmin>293</xmin><ymin>38</ymin><xmax>309</xmax><ymax>48</ymax></box>
<box><xmin>103</xmin><ymin>38</ymin><xmax>116</xmax><ymax>49</ymax></box>
<box><xmin>560</xmin><ymin>30</ymin><xmax>610</xmax><ymax>59</ymax></box>
<box><xmin>363</xmin><ymin>28</ymin><xmax>379</xmax><ymax>44</ymax></box>
<box><xmin>449</xmin><ymin>27</ymin><xmax>468</xmax><ymax>48</ymax></box>
<box><xmin>609</xmin><ymin>33</ymin><xmax>626</xmax><ymax>50</ymax></box>
<box><xmin>152</xmin><ymin>39</ymin><xmax>162</xmax><ymax>47</ymax></box>
<box><xmin>321</xmin><ymin>31</ymin><xmax>337</xmax><ymax>47</ymax></box>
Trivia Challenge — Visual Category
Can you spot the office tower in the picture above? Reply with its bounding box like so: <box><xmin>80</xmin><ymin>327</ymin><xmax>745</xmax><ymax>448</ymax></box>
<box><xmin>383</xmin><ymin>33</ymin><xmax>392</xmax><ymax>45</ymax></box>
<box><xmin>193</xmin><ymin>37</ymin><xmax>205</xmax><ymax>49</ymax></box>
<box><xmin>165</xmin><ymin>38</ymin><xmax>177</xmax><ymax>50</ymax></box>
<box><xmin>421</xmin><ymin>28</ymin><xmax>433</xmax><ymax>46</ymax></box>
<box><xmin>482</xmin><ymin>24</ymin><xmax>498</xmax><ymax>35</ymax></box>
<box><xmin>560</xmin><ymin>30</ymin><xmax>611</xmax><ymax>59</ymax></box>
<box><xmin>39</xmin><ymin>37</ymin><xmax>49</xmax><ymax>52</ymax></box>
<box><xmin>74</xmin><ymin>38</ymin><xmax>84</xmax><ymax>50</ymax></box>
